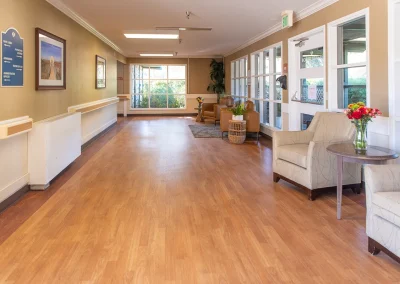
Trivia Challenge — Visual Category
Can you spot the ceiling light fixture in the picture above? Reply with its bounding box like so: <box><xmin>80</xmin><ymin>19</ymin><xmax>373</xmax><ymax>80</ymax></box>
<box><xmin>156</xmin><ymin>27</ymin><xmax>212</xmax><ymax>31</ymax></box>
<box><xmin>125</xmin><ymin>34</ymin><xmax>179</xmax><ymax>39</ymax></box>
<box><xmin>139</xmin><ymin>53</ymin><xmax>175</xmax><ymax>57</ymax></box>
<box><xmin>124</xmin><ymin>30</ymin><xmax>179</xmax><ymax>39</ymax></box>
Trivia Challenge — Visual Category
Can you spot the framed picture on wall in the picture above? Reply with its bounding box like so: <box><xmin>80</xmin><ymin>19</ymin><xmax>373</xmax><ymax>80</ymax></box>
<box><xmin>95</xmin><ymin>55</ymin><xmax>106</xmax><ymax>89</ymax></box>
<box><xmin>35</xmin><ymin>28</ymin><xmax>66</xmax><ymax>90</ymax></box>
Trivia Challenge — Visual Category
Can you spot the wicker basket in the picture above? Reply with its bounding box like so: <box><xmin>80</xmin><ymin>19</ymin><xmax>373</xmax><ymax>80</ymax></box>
<box><xmin>228</xmin><ymin>120</ymin><xmax>246</xmax><ymax>144</ymax></box>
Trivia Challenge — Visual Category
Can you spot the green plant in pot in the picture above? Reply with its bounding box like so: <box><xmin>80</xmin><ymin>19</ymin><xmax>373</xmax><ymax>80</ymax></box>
<box><xmin>207</xmin><ymin>59</ymin><xmax>225</xmax><ymax>104</ymax></box>
<box><xmin>229</xmin><ymin>104</ymin><xmax>246</xmax><ymax>121</ymax></box>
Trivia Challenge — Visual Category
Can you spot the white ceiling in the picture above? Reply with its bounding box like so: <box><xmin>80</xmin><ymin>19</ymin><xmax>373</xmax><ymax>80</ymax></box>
<box><xmin>60</xmin><ymin>0</ymin><xmax>326</xmax><ymax>57</ymax></box>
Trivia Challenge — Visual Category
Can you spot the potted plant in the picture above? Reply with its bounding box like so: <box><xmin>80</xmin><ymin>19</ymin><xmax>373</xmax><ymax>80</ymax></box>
<box><xmin>207</xmin><ymin>59</ymin><xmax>225</xmax><ymax>104</ymax></box>
<box><xmin>344</xmin><ymin>102</ymin><xmax>382</xmax><ymax>152</ymax></box>
<box><xmin>230</xmin><ymin>104</ymin><xmax>246</xmax><ymax>121</ymax></box>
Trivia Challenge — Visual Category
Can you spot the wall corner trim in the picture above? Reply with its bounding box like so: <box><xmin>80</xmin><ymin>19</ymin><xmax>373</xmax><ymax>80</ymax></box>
<box><xmin>46</xmin><ymin>0</ymin><xmax>126</xmax><ymax>56</ymax></box>
<box><xmin>224</xmin><ymin>0</ymin><xmax>339</xmax><ymax>57</ymax></box>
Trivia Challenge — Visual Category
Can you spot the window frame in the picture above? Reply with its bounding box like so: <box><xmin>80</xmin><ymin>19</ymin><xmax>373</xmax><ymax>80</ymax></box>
<box><xmin>130</xmin><ymin>64</ymin><xmax>187</xmax><ymax>110</ymax></box>
<box><xmin>328</xmin><ymin>8</ymin><xmax>370</xmax><ymax>111</ymax></box>
<box><xmin>231</xmin><ymin>56</ymin><xmax>249</xmax><ymax>98</ymax></box>
<box><xmin>250</xmin><ymin>42</ymin><xmax>283</xmax><ymax>130</ymax></box>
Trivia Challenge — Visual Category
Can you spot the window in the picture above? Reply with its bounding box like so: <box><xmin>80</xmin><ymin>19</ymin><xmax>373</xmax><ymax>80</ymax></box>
<box><xmin>231</xmin><ymin>57</ymin><xmax>248</xmax><ymax>98</ymax></box>
<box><xmin>131</xmin><ymin>65</ymin><xmax>186</xmax><ymax>109</ymax></box>
<box><xmin>328</xmin><ymin>10</ymin><xmax>369</xmax><ymax>110</ymax></box>
<box><xmin>251</xmin><ymin>44</ymin><xmax>282</xmax><ymax>129</ymax></box>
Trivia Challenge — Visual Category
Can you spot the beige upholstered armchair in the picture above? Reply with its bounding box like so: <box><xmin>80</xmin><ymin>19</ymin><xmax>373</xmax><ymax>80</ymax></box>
<box><xmin>201</xmin><ymin>97</ymin><xmax>231</xmax><ymax>125</ymax></box>
<box><xmin>273</xmin><ymin>112</ymin><xmax>361</xmax><ymax>200</ymax></box>
<box><xmin>365</xmin><ymin>165</ymin><xmax>400</xmax><ymax>262</ymax></box>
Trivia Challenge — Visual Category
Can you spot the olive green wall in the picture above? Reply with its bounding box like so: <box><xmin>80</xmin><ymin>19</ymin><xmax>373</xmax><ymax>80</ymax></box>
<box><xmin>0</xmin><ymin>0</ymin><xmax>126</xmax><ymax>122</ymax></box>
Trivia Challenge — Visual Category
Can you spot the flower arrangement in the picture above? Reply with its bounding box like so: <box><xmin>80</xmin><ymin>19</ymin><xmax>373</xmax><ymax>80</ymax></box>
<box><xmin>230</xmin><ymin>103</ymin><xmax>246</xmax><ymax>116</ymax></box>
<box><xmin>229</xmin><ymin>103</ymin><xmax>246</xmax><ymax>120</ymax></box>
<box><xmin>196</xmin><ymin>97</ymin><xmax>204</xmax><ymax>104</ymax></box>
<box><xmin>196</xmin><ymin>97</ymin><xmax>204</xmax><ymax>108</ymax></box>
<box><xmin>345</xmin><ymin>102</ymin><xmax>382</xmax><ymax>121</ymax></box>
<box><xmin>344</xmin><ymin>102</ymin><xmax>382</xmax><ymax>152</ymax></box>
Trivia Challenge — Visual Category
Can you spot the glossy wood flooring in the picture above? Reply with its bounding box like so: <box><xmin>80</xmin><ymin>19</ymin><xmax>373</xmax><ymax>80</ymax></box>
<box><xmin>0</xmin><ymin>117</ymin><xmax>399</xmax><ymax>283</ymax></box>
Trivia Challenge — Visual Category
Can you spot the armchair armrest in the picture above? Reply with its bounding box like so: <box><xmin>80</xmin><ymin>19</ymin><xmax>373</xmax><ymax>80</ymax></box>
<box><xmin>244</xmin><ymin>111</ymin><xmax>260</xmax><ymax>133</ymax></box>
<box><xmin>220</xmin><ymin>109</ymin><xmax>231</xmax><ymax>132</ymax></box>
<box><xmin>365</xmin><ymin>165</ymin><xmax>400</xmax><ymax>194</ymax></box>
<box><xmin>215</xmin><ymin>105</ymin><xmax>227</xmax><ymax>120</ymax></box>
<box><xmin>307</xmin><ymin>140</ymin><xmax>361</xmax><ymax>189</ymax></box>
<box><xmin>273</xmin><ymin>131</ymin><xmax>314</xmax><ymax>147</ymax></box>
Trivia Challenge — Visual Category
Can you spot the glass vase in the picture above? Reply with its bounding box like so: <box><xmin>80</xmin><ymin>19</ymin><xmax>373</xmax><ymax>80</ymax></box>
<box><xmin>354</xmin><ymin>120</ymin><xmax>368</xmax><ymax>152</ymax></box>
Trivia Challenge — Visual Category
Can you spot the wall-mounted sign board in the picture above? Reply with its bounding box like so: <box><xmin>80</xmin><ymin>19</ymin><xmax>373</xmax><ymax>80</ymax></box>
<box><xmin>282</xmin><ymin>10</ymin><xmax>294</xmax><ymax>29</ymax></box>
<box><xmin>1</xmin><ymin>28</ymin><xmax>24</xmax><ymax>87</ymax></box>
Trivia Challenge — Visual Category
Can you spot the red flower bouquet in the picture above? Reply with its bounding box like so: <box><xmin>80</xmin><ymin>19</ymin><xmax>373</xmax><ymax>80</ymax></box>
<box><xmin>344</xmin><ymin>102</ymin><xmax>382</xmax><ymax>152</ymax></box>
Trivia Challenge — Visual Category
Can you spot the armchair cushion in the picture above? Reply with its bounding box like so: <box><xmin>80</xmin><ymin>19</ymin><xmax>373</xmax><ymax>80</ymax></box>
<box><xmin>203</xmin><ymin>111</ymin><xmax>215</xmax><ymax>118</ymax></box>
<box><xmin>277</xmin><ymin>144</ymin><xmax>309</xmax><ymax>169</ymax></box>
<box><xmin>372</xmin><ymin>192</ymin><xmax>400</xmax><ymax>228</ymax></box>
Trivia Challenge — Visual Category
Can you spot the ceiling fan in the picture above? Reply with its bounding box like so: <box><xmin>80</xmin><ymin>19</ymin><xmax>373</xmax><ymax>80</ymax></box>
<box><xmin>294</xmin><ymin>37</ymin><xmax>309</xmax><ymax>47</ymax></box>
<box><xmin>155</xmin><ymin>11</ymin><xmax>212</xmax><ymax>32</ymax></box>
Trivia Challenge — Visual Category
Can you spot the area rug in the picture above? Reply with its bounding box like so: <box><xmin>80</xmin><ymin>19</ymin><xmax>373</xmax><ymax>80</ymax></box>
<box><xmin>188</xmin><ymin>124</ymin><xmax>222</xmax><ymax>138</ymax></box>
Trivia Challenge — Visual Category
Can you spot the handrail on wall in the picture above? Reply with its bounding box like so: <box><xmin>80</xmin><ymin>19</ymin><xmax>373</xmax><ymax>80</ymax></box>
<box><xmin>117</xmin><ymin>95</ymin><xmax>130</xmax><ymax>101</ymax></box>
<box><xmin>68</xmin><ymin>97</ymin><xmax>119</xmax><ymax>115</ymax></box>
<box><xmin>0</xmin><ymin>116</ymin><xmax>33</xmax><ymax>140</ymax></box>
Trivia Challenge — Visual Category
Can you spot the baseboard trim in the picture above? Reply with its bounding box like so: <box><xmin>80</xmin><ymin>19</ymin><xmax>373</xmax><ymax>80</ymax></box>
<box><xmin>81</xmin><ymin>121</ymin><xmax>117</xmax><ymax>150</ymax></box>
<box><xmin>0</xmin><ymin>177</ymin><xmax>30</xmax><ymax>213</ymax></box>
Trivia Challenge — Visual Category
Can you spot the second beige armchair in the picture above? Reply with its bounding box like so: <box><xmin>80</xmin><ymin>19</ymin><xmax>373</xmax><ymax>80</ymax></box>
<box><xmin>220</xmin><ymin>101</ymin><xmax>260</xmax><ymax>140</ymax></box>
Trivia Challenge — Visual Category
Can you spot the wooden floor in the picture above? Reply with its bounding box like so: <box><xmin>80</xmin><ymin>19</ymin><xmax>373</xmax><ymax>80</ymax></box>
<box><xmin>0</xmin><ymin>117</ymin><xmax>399</xmax><ymax>283</ymax></box>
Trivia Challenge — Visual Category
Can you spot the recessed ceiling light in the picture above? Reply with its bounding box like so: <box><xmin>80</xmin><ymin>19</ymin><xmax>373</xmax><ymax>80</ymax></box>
<box><xmin>139</xmin><ymin>53</ymin><xmax>175</xmax><ymax>57</ymax></box>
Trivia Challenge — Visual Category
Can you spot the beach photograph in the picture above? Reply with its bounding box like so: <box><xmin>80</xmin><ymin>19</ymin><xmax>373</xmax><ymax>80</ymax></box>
<box><xmin>40</xmin><ymin>41</ymin><xmax>62</xmax><ymax>80</ymax></box>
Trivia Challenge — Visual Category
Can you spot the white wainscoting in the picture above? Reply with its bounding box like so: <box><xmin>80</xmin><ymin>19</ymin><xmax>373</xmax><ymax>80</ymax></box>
<box><xmin>0</xmin><ymin>127</ymin><xmax>29</xmax><ymax>203</ymax></box>
<box><xmin>28</xmin><ymin>113</ymin><xmax>81</xmax><ymax>190</ymax></box>
<box><xmin>127</xmin><ymin>94</ymin><xmax>217</xmax><ymax>115</ymax></box>
<box><xmin>68</xmin><ymin>97</ymin><xmax>118</xmax><ymax>145</ymax></box>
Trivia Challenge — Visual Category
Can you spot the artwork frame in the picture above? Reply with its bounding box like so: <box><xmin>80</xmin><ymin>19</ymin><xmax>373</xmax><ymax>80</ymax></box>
<box><xmin>35</xmin><ymin>28</ymin><xmax>66</xmax><ymax>90</ymax></box>
<box><xmin>95</xmin><ymin>55</ymin><xmax>106</xmax><ymax>89</ymax></box>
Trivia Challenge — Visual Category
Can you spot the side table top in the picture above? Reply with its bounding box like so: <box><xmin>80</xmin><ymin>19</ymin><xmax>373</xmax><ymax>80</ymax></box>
<box><xmin>327</xmin><ymin>143</ymin><xmax>399</xmax><ymax>161</ymax></box>
<box><xmin>229</xmin><ymin>120</ymin><xmax>246</xmax><ymax>124</ymax></box>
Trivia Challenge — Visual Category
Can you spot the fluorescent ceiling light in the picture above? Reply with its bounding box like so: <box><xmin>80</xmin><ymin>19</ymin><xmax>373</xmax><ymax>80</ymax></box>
<box><xmin>124</xmin><ymin>33</ymin><xmax>179</xmax><ymax>39</ymax></box>
<box><xmin>139</xmin><ymin>53</ymin><xmax>174</xmax><ymax>57</ymax></box>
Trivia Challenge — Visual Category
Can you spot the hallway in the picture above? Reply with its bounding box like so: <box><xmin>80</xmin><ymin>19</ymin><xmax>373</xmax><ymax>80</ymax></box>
<box><xmin>0</xmin><ymin>117</ymin><xmax>399</xmax><ymax>283</ymax></box>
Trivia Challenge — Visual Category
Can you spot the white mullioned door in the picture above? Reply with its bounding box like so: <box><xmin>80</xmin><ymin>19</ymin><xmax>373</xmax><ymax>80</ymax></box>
<box><xmin>288</xmin><ymin>28</ymin><xmax>326</xmax><ymax>130</ymax></box>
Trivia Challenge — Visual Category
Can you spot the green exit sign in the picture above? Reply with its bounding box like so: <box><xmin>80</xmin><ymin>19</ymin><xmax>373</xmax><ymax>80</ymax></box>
<box><xmin>282</xmin><ymin>15</ymin><xmax>289</xmax><ymax>28</ymax></box>
<box><xmin>282</xmin><ymin>10</ymin><xmax>293</xmax><ymax>29</ymax></box>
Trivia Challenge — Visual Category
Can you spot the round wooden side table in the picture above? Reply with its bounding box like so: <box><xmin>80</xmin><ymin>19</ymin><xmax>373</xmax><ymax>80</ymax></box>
<box><xmin>228</xmin><ymin>120</ymin><xmax>246</xmax><ymax>144</ymax></box>
<box><xmin>327</xmin><ymin>143</ymin><xmax>399</xmax><ymax>220</ymax></box>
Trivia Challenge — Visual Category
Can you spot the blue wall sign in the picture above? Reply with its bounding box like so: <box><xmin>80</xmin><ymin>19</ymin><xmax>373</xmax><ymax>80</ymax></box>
<box><xmin>1</xmin><ymin>28</ymin><xmax>24</xmax><ymax>87</ymax></box>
